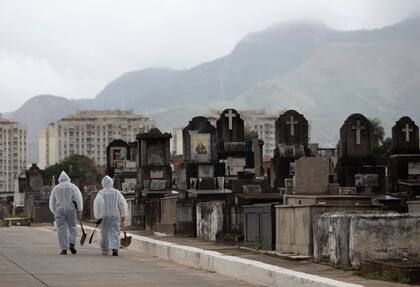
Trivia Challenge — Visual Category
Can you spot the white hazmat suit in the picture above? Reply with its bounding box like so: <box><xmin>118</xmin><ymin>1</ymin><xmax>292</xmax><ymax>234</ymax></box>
<box><xmin>49</xmin><ymin>171</ymin><xmax>83</xmax><ymax>252</ymax></box>
<box><xmin>94</xmin><ymin>176</ymin><xmax>128</xmax><ymax>254</ymax></box>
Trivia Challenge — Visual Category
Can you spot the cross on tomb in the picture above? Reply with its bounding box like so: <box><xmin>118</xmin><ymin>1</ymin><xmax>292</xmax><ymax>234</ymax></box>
<box><xmin>402</xmin><ymin>123</ymin><xmax>413</xmax><ymax>142</ymax></box>
<box><xmin>351</xmin><ymin>120</ymin><xmax>365</xmax><ymax>145</ymax></box>
<box><xmin>286</xmin><ymin>116</ymin><xmax>298</xmax><ymax>136</ymax></box>
<box><xmin>225</xmin><ymin>109</ymin><xmax>236</xmax><ymax>130</ymax></box>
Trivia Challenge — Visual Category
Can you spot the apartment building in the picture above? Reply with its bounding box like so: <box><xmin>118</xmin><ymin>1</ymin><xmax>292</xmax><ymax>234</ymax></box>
<box><xmin>38</xmin><ymin>110</ymin><xmax>155</xmax><ymax>168</ymax></box>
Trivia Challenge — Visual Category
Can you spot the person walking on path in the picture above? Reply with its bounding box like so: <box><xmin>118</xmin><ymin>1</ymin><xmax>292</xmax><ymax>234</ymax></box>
<box><xmin>49</xmin><ymin>171</ymin><xmax>83</xmax><ymax>255</ymax></box>
<box><xmin>93</xmin><ymin>175</ymin><xmax>128</xmax><ymax>256</ymax></box>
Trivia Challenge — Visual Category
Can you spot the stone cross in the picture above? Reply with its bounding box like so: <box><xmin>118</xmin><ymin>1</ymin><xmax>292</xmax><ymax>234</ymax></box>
<box><xmin>286</xmin><ymin>116</ymin><xmax>298</xmax><ymax>136</ymax></box>
<box><xmin>352</xmin><ymin>120</ymin><xmax>365</xmax><ymax>145</ymax></box>
<box><xmin>402</xmin><ymin>123</ymin><xmax>413</xmax><ymax>142</ymax></box>
<box><xmin>225</xmin><ymin>109</ymin><xmax>236</xmax><ymax>130</ymax></box>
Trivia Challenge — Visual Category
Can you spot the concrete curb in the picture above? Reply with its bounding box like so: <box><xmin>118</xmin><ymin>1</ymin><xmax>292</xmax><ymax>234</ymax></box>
<box><xmin>70</xmin><ymin>225</ymin><xmax>363</xmax><ymax>287</ymax></box>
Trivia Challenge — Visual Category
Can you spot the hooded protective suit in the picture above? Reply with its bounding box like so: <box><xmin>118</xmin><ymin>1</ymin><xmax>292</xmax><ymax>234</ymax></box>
<box><xmin>49</xmin><ymin>171</ymin><xmax>83</xmax><ymax>251</ymax></box>
<box><xmin>94</xmin><ymin>176</ymin><xmax>128</xmax><ymax>254</ymax></box>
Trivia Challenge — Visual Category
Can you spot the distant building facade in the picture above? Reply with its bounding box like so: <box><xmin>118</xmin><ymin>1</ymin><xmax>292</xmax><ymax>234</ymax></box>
<box><xmin>38</xmin><ymin>110</ymin><xmax>155</xmax><ymax>168</ymax></box>
<box><xmin>208</xmin><ymin>109</ymin><xmax>279</xmax><ymax>158</ymax></box>
<box><xmin>0</xmin><ymin>117</ymin><xmax>27</xmax><ymax>196</ymax></box>
<box><xmin>170</xmin><ymin>128</ymin><xmax>183</xmax><ymax>156</ymax></box>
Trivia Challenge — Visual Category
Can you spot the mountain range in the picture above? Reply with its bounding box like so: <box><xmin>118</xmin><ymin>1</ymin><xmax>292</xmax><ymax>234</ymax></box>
<box><xmin>7</xmin><ymin>17</ymin><xmax>420</xmax><ymax>162</ymax></box>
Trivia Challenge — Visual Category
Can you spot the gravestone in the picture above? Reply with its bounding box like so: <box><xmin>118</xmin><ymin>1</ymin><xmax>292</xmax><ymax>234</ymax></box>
<box><xmin>182</xmin><ymin>116</ymin><xmax>225</xmax><ymax>191</ymax></box>
<box><xmin>106</xmin><ymin>139</ymin><xmax>137</xmax><ymax>196</ymax></box>
<box><xmin>137</xmin><ymin>128</ymin><xmax>173</xmax><ymax>197</ymax></box>
<box><xmin>177</xmin><ymin>116</ymin><xmax>227</xmax><ymax>237</ymax></box>
<box><xmin>214</xmin><ymin>110</ymin><xmax>276</xmax><ymax>241</ymax></box>
<box><xmin>137</xmin><ymin>128</ymin><xmax>172</xmax><ymax>197</ymax></box>
<box><xmin>294</xmin><ymin>157</ymin><xmax>330</xmax><ymax>195</ymax></box>
<box><xmin>183</xmin><ymin>116</ymin><xmax>217</xmax><ymax>164</ymax></box>
<box><xmin>337</xmin><ymin>114</ymin><xmax>385</xmax><ymax>193</ymax></box>
<box><xmin>23</xmin><ymin>164</ymin><xmax>54</xmax><ymax>223</ymax></box>
<box><xmin>392</xmin><ymin>117</ymin><xmax>419</xmax><ymax>154</ymax></box>
<box><xmin>216</xmin><ymin>109</ymin><xmax>246</xmax><ymax>176</ymax></box>
<box><xmin>136</xmin><ymin>128</ymin><xmax>174</xmax><ymax>231</ymax></box>
<box><xmin>270</xmin><ymin>110</ymin><xmax>310</xmax><ymax>189</ymax></box>
<box><xmin>106</xmin><ymin>139</ymin><xmax>130</xmax><ymax>177</ymax></box>
<box><xmin>275</xmin><ymin>110</ymin><xmax>309</xmax><ymax>147</ymax></box>
<box><xmin>338</xmin><ymin>114</ymin><xmax>374</xmax><ymax>163</ymax></box>
<box><xmin>388</xmin><ymin>117</ymin><xmax>420</xmax><ymax>199</ymax></box>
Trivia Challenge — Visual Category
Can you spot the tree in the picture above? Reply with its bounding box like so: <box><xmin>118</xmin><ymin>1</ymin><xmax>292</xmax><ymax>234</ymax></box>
<box><xmin>373</xmin><ymin>137</ymin><xmax>392</xmax><ymax>165</ymax></box>
<box><xmin>369</xmin><ymin>118</ymin><xmax>392</xmax><ymax>164</ymax></box>
<box><xmin>44</xmin><ymin>154</ymin><xmax>102</xmax><ymax>189</ymax></box>
<box><xmin>369</xmin><ymin>118</ymin><xmax>385</xmax><ymax>147</ymax></box>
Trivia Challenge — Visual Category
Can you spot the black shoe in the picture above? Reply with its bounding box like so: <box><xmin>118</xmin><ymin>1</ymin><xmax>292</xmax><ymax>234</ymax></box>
<box><xmin>60</xmin><ymin>249</ymin><xmax>67</xmax><ymax>255</ymax></box>
<box><xmin>69</xmin><ymin>244</ymin><xmax>77</xmax><ymax>254</ymax></box>
<box><xmin>112</xmin><ymin>249</ymin><xmax>118</xmax><ymax>256</ymax></box>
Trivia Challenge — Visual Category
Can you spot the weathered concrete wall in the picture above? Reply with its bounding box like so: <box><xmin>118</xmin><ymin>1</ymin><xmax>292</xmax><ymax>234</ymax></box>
<box><xmin>196</xmin><ymin>201</ymin><xmax>224</xmax><ymax>241</ymax></box>
<box><xmin>313</xmin><ymin>214</ymin><xmax>353</xmax><ymax>266</ymax></box>
<box><xmin>408</xmin><ymin>201</ymin><xmax>420</xmax><ymax>213</ymax></box>
<box><xmin>276</xmin><ymin>205</ymin><xmax>342</xmax><ymax>255</ymax></box>
<box><xmin>125</xmin><ymin>198</ymin><xmax>133</xmax><ymax>227</ymax></box>
<box><xmin>276</xmin><ymin>205</ymin><xmax>377</xmax><ymax>256</ymax></box>
<box><xmin>314</xmin><ymin>213</ymin><xmax>420</xmax><ymax>268</ymax></box>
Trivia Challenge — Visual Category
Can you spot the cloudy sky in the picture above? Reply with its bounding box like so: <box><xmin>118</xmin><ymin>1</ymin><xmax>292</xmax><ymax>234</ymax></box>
<box><xmin>0</xmin><ymin>0</ymin><xmax>419</xmax><ymax>112</ymax></box>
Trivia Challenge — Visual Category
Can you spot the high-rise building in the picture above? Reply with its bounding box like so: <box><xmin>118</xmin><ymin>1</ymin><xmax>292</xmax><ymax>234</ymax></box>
<box><xmin>38</xmin><ymin>110</ymin><xmax>155</xmax><ymax>168</ymax></box>
<box><xmin>0</xmin><ymin>117</ymin><xmax>27</xmax><ymax>196</ymax></box>
<box><xmin>170</xmin><ymin>128</ymin><xmax>183</xmax><ymax>156</ymax></box>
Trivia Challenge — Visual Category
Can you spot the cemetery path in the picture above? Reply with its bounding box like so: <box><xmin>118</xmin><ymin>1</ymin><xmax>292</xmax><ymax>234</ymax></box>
<box><xmin>0</xmin><ymin>226</ymin><xmax>256</xmax><ymax>287</ymax></box>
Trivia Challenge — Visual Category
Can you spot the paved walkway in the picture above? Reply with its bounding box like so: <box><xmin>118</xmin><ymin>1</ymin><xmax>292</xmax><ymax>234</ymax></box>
<box><xmin>0</xmin><ymin>227</ymin><xmax>256</xmax><ymax>287</ymax></box>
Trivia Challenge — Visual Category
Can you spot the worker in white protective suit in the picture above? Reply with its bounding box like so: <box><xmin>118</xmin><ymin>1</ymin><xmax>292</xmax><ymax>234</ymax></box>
<box><xmin>49</xmin><ymin>171</ymin><xmax>83</xmax><ymax>255</ymax></box>
<box><xmin>94</xmin><ymin>175</ymin><xmax>128</xmax><ymax>256</ymax></box>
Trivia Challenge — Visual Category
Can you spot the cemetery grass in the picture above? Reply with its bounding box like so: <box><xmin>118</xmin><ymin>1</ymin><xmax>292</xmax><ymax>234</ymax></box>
<box><xmin>220</xmin><ymin>248</ymin><xmax>254</xmax><ymax>257</ymax></box>
<box><xmin>357</xmin><ymin>271</ymin><xmax>411</xmax><ymax>284</ymax></box>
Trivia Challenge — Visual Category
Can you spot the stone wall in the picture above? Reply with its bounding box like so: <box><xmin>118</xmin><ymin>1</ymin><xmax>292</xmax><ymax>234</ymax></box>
<box><xmin>275</xmin><ymin>205</ymin><xmax>377</xmax><ymax>256</ymax></box>
<box><xmin>196</xmin><ymin>201</ymin><xmax>224</xmax><ymax>241</ymax></box>
<box><xmin>313</xmin><ymin>212</ymin><xmax>420</xmax><ymax>268</ymax></box>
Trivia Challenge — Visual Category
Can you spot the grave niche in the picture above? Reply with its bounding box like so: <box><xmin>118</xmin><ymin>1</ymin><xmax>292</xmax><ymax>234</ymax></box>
<box><xmin>106</xmin><ymin>139</ymin><xmax>131</xmax><ymax>178</ymax></box>
<box><xmin>182</xmin><ymin>116</ymin><xmax>225</xmax><ymax>191</ymax></box>
<box><xmin>337</xmin><ymin>114</ymin><xmax>385</xmax><ymax>194</ymax></box>
<box><xmin>137</xmin><ymin>128</ymin><xmax>173</xmax><ymax>197</ymax></box>
<box><xmin>388</xmin><ymin>116</ymin><xmax>420</xmax><ymax>199</ymax></box>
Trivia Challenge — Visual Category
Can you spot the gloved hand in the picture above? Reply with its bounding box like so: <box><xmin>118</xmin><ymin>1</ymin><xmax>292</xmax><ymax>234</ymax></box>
<box><xmin>96</xmin><ymin>218</ymin><xmax>103</xmax><ymax>225</ymax></box>
<box><xmin>77</xmin><ymin>211</ymin><xmax>82</xmax><ymax>220</ymax></box>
